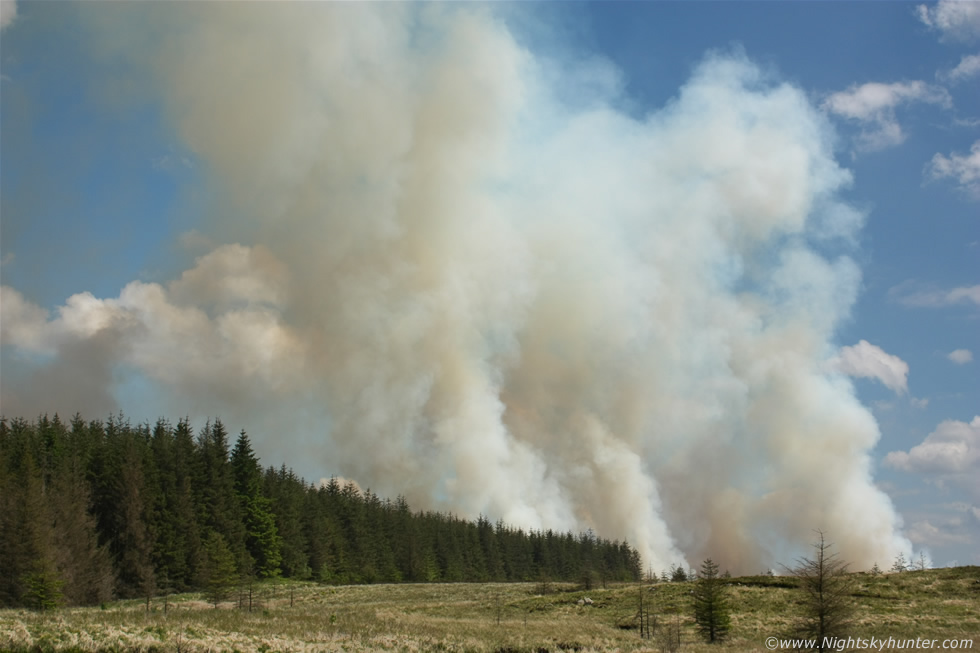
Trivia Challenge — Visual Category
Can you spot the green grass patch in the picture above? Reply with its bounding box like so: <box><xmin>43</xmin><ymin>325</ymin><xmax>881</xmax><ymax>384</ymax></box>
<box><xmin>1</xmin><ymin>569</ymin><xmax>977</xmax><ymax>652</ymax></box>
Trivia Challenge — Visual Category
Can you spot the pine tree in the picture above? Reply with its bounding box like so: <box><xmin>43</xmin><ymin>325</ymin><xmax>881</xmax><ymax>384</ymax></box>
<box><xmin>172</xmin><ymin>418</ymin><xmax>203</xmax><ymax>589</ymax></box>
<box><xmin>789</xmin><ymin>530</ymin><xmax>855</xmax><ymax>652</ymax></box>
<box><xmin>891</xmin><ymin>552</ymin><xmax>908</xmax><ymax>573</ymax></box>
<box><xmin>0</xmin><ymin>417</ymin><xmax>27</xmax><ymax>606</ymax></box>
<box><xmin>23</xmin><ymin>558</ymin><xmax>64</xmax><ymax>612</ymax></box>
<box><xmin>147</xmin><ymin>419</ymin><xmax>182</xmax><ymax>587</ymax></box>
<box><xmin>231</xmin><ymin>430</ymin><xmax>282</xmax><ymax>578</ymax></box>
<box><xmin>670</xmin><ymin>564</ymin><xmax>688</xmax><ymax>582</ymax></box>
<box><xmin>915</xmin><ymin>551</ymin><xmax>928</xmax><ymax>571</ymax></box>
<box><xmin>49</xmin><ymin>455</ymin><xmax>114</xmax><ymax>605</ymax></box>
<box><xmin>265</xmin><ymin>465</ymin><xmax>309</xmax><ymax>578</ymax></box>
<box><xmin>692</xmin><ymin>558</ymin><xmax>731</xmax><ymax>643</ymax></box>
<box><xmin>202</xmin><ymin>531</ymin><xmax>238</xmax><ymax>608</ymax></box>
<box><xmin>116</xmin><ymin>440</ymin><xmax>155</xmax><ymax>601</ymax></box>
<box><xmin>18</xmin><ymin>451</ymin><xmax>64</xmax><ymax>610</ymax></box>
<box><xmin>2</xmin><ymin>410</ymin><xmax>654</xmax><ymax>595</ymax></box>
<box><xmin>197</xmin><ymin>420</ymin><xmax>248</xmax><ymax>574</ymax></box>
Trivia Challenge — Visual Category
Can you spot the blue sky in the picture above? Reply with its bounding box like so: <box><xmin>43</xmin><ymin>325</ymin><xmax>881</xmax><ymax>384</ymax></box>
<box><xmin>1</xmin><ymin>1</ymin><xmax>978</xmax><ymax>571</ymax></box>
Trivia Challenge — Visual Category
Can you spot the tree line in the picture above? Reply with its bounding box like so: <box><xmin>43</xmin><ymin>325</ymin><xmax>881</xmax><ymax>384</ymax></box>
<box><xmin>0</xmin><ymin>413</ymin><xmax>642</xmax><ymax>609</ymax></box>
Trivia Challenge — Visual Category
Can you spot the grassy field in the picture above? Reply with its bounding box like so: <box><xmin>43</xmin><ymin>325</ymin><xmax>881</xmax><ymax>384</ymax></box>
<box><xmin>1</xmin><ymin>567</ymin><xmax>977</xmax><ymax>652</ymax></box>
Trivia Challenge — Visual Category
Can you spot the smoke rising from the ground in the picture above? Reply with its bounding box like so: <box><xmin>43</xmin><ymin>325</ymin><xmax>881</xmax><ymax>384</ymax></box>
<box><xmin>0</xmin><ymin>3</ymin><xmax>912</xmax><ymax>572</ymax></box>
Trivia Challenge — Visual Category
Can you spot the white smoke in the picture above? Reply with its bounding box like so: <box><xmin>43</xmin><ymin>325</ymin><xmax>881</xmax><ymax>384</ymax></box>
<box><xmin>0</xmin><ymin>0</ymin><xmax>16</xmax><ymax>31</ymax></box>
<box><xmin>0</xmin><ymin>3</ymin><xmax>912</xmax><ymax>572</ymax></box>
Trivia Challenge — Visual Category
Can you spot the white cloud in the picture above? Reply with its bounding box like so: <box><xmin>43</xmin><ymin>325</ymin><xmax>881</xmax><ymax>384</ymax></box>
<box><xmin>823</xmin><ymin>81</ymin><xmax>950</xmax><ymax>120</ymax></box>
<box><xmin>906</xmin><ymin>519</ymin><xmax>973</xmax><ymax>547</ymax></box>
<box><xmin>942</xmin><ymin>53</ymin><xmax>980</xmax><ymax>82</ymax></box>
<box><xmin>917</xmin><ymin>0</ymin><xmax>980</xmax><ymax>42</ymax></box>
<box><xmin>832</xmin><ymin>340</ymin><xmax>909</xmax><ymax>394</ymax></box>
<box><xmin>926</xmin><ymin>140</ymin><xmax>980</xmax><ymax>199</ymax></box>
<box><xmin>888</xmin><ymin>281</ymin><xmax>980</xmax><ymax>308</ymax></box>
<box><xmin>948</xmin><ymin>349</ymin><xmax>974</xmax><ymax>364</ymax></box>
<box><xmin>822</xmin><ymin>81</ymin><xmax>951</xmax><ymax>151</ymax></box>
<box><xmin>911</xmin><ymin>397</ymin><xmax>931</xmax><ymax>409</ymax></box>
<box><xmin>0</xmin><ymin>0</ymin><xmax>16</xmax><ymax>31</ymax></box>
<box><xmin>0</xmin><ymin>248</ymin><xmax>307</xmax><ymax>394</ymax></box>
<box><xmin>892</xmin><ymin>500</ymin><xmax>980</xmax><ymax>565</ymax></box>
<box><xmin>0</xmin><ymin>286</ymin><xmax>53</xmax><ymax>352</ymax></box>
<box><xmin>886</xmin><ymin>417</ymin><xmax>980</xmax><ymax>500</ymax></box>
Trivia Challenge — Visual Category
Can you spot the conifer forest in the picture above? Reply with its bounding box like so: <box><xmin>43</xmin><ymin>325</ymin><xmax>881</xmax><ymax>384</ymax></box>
<box><xmin>0</xmin><ymin>414</ymin><xmax>642</xmax><ymax>609</ymax></box>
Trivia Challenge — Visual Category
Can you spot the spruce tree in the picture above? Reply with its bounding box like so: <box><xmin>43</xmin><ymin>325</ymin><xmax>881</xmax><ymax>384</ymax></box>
<box><xmin>18</xmin><ymin>451</ymin><xmax>64</xmax><ymax>610</ymax></box>
<box><xmin>692</xmin><ymin>558</ymin><xmax>731</xmax><ymax>643</ymax></box>
<box><xmin>202</xmin><ymin>531</ymin><xmax>238</xmax><ymax>608</ymax></box>
<box><xmin>50</xmin><ymin>456</ymin><xmax>114</xmax><ymax>605</ymax></box>
<box><xmin>0</xmin><ymin>417</ymin><xmax>25</xmax><ymax>606</ymax></box>
<box><xmin>23</xmin><ymin>558</ymin><xmax>64</xmax><ymax>612</ymax></box>
<box><xmin>2</xmin><ymin>411</ymin><xmax>652</xmax><ymax>594</ymax></box>
<box><xmin>670</xmin><ymin>564</ymin><xmax>688</xmax><ymax>582</ymax></box>
<box><xmin>117</xmin><ymin>440</ymin><xmax>155</xmax><ymax>601</ymax></box>
<box><xmin>197</xmin><ymin>420</ymin><xmax>248</xmax><ymax>574</ymax></box>
<box><xmin>266</xmin><ymin>465</ymin><xmax>309</xmax><ymax>578</ymax></box>
<box><xmin>172</xmin><ymin>418</ymin><xmax>203</xmax><ymax>589</ymax></box>
<box><xmin>231</xmin><ymin>430</ymin><xmax>282</xmax><ymax>578</ymax></box>
<box><xmin>789</xmin><ymin>531</ymin><xmax>855</xmax><ymax>652</ymax></box>
<box><xmin>891</xmin><ymin>552</ymin><xmax>908</xmax><ymax>573</ymax></box>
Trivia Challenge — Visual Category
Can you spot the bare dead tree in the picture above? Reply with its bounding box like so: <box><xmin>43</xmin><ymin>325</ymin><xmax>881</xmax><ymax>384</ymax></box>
<box><xmin>638</xmin><ymin>586</ymin><xmax>657</xmax><ymax>639</ymax></box>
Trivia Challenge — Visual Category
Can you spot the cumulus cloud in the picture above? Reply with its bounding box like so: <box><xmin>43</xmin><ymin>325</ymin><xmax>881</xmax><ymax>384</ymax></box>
<box><xmin>2</xmin><ymin>246</ymin><xmax>305</xmax><ymax>400</ymax></box>
<box><xmin>886</xmin><ymin>417</ymin><xmax>980</xmax><ymax>505</ymax></box>
<box><xmin>917</xmin><ymin>0</ymin><xmax>980</xmax><ymax>42</ymax></box>
<box><xmin>926</xmin><ymin>140</ymin><xmax>980</xmax><ymax>199</ymax></box>
<box><xmin>0</xmin><ymin>3</ymin><xmax>911</xmax><ymax>572</ymax></box>
<box><xmin>906</xmin><ymin>518</ymin><xmax>972</xmax><ymax>548</ymax></box>
<box><xmin>823</xmin><ymin>81</ymin><xmax>952</xmax><ymax>151</ymax></box>
<box><xmin>948</xmin><ymin>349</ymin><xmax>974</xmax><ymax>364</ymax></box>
<box><xmin>0</xmin><ymin>286</ymin><xmax>54</xmax><ymax>352</ymax></box>
<box><xmin>889</xmin><ymin>281</ymin><xmax>980</xmax><ymax>307</ymax></box>
<box><xmin>831</xmin><ymin>340</ymin><xmax>909</xmax><ymax>394</ymax></box>
<box><xmin>942</xmin><ymin>53</ymin><xmax>980</xmax><ymax>82</ymax></box>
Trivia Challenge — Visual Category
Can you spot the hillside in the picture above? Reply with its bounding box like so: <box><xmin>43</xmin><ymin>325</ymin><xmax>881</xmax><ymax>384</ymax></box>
<box><xmin>2</xmin><ymin>567</ymin><xmax>977</xmax><ymax>652</ymax></box>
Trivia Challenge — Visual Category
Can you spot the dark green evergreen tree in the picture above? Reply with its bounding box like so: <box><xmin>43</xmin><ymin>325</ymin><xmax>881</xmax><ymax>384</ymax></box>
<box><xmin>201</xmin><ymin>531</ymin><xmax>238</xmax><ymax>608</ymax></box>
<box><xmin>0</xmin><ymin>417</ymin><xmax>29</xmax><ymax>606</ymax></box>
<box><xmin>23</xmin><ymin>558</ymin><xmax>64</xmax><ymax>612</ymax></box>
<box><xmin>49</xmin><ymin>452</ymin><xmax>114</xmax><ymax>605</ymax></box>
<box><xmin>692</xmin><ymin>558</ymin><xmax>731</xmax><ymax>643</ymax></box>
<box><xmin>231</xmin><ymin>430</ymin><xmax>282</xmax><ymax>578</ymax></box>
<box><xmin>197</xmin><ymin>420</ymin><xmax>248</xmax><ymax>574</ymax></box>
<box><xmin>117</xmin><ymin>439</ymin><xmax>155</xmax><ymax>601</ymax></box>
<box><xmin>671</xmin><ymin>564</ymin><xmax>688</xmax><ymax>582</ymax></box>
<box><xmin>265</xmin><ymin>465</ymin><xmax>310</xmax><ymax>579</ymax></box>
<box><xmin>0</xmin><ymin>411</ymin><xmax>648</xmax><ymax>598</ymax></box>
<box><xmin>172</xmin><ymin>418</ymin><xmax>203</xmax><ymax>589</ymax></box>
<box><xmin>18</xmin><ymin>450</ymin><xmax>64</xmax><ymax>610</ymax></box>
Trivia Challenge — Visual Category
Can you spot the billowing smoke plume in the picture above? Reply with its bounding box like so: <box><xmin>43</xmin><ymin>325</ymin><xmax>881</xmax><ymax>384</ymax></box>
<box><xmin>0</xmin><ymin>3</ymin><xmax>912</xmax><ymax>572</ymax></box>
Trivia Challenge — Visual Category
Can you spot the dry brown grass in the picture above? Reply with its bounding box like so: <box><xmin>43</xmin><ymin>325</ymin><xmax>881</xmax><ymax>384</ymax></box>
<box><xmin>1</xmin><ymin>567</ymin><xmax>977</xmax><ymax>652</ymax></box>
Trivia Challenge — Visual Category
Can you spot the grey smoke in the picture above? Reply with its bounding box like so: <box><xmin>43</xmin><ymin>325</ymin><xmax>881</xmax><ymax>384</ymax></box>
<box><xmin>0</xmin><ymin>3</ymin><xmax>913</xmax><ymax>572</ymax></box>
